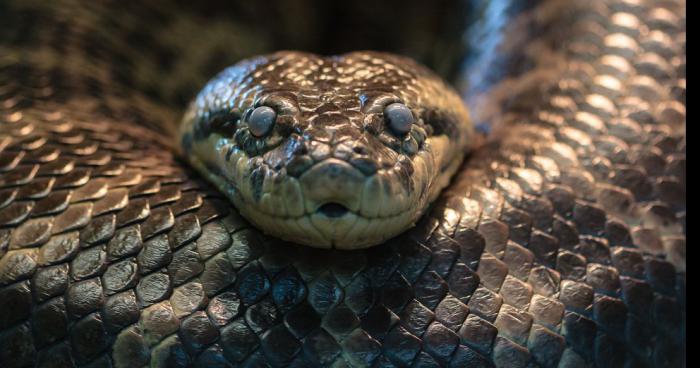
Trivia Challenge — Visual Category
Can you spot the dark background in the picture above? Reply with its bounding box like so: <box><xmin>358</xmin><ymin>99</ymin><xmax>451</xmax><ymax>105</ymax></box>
<box><xmin>166</xmin><ymin>0</ymin><xmax>473</xmax><ymax>81</ymax></box>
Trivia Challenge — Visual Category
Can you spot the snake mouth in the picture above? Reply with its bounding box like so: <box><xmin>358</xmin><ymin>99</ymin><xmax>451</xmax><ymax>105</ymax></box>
<box><xmin>317</xmin><ymin>202</ymin><xmax>350</xmax><ymax>218</ymax></box>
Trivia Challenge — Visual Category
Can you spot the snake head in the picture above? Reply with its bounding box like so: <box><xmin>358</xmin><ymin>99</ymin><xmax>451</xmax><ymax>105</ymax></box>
<box><xmin>179</xmin><ymin>51</ymin><xmax>473</xmax><ymax>249</ymax></box>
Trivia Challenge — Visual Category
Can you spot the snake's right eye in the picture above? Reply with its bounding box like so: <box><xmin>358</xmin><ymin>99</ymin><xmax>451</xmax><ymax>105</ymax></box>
<box><xmin>248</xmin><ymin>106</ymin><xmax>277</xmax><ymax>137</ymax></box>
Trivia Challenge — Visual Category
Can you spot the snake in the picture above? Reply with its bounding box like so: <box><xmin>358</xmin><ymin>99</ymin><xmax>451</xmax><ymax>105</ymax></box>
<box><xmin>0</xmin><ymin>0</ymin><xmax>686</xmax><ymax>367</ymax></box>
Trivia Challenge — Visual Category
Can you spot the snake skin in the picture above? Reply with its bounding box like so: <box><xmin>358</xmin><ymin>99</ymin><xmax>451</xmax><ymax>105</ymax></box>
<box><xmin>0</xmin><ymin>0</ymin><xmax>686</xmax><ymax>367</ymax></box>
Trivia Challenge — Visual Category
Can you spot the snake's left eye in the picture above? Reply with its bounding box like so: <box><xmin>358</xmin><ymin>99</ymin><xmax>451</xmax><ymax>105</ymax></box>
<box><xmin>384</xmin><ymin>103</ymin><xmax>414</xmax><ymax>135</ymax></box>
<box><xmin>248</xmin><ymin>106</ymin><xmax>277</xmax><ymax>137</ymax></box>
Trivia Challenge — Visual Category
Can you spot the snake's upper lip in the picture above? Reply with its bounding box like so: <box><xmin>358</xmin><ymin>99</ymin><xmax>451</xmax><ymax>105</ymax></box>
<box><xmin>299</xmin><ymin>158</ymin><xmax>365</xmax><ymax>213</ymax></box>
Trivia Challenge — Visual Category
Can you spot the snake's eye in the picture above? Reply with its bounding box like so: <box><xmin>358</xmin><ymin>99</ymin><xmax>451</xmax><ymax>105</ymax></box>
<box><xmin>248</xmin><ymin>106</ymin><xmax>277</xmax><ymax>137</ymax></box>
<box><xmin>384</xmin><ymin>103</ymin><xmax>414</xmax><ymax>135</ymax></box>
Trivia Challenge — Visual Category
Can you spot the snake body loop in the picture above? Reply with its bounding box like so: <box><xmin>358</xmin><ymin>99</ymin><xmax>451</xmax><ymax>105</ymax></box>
<box><xmin>0</xmin><ymin>0</ymin><xmax>686</xmax><ymax>367</ymax></box>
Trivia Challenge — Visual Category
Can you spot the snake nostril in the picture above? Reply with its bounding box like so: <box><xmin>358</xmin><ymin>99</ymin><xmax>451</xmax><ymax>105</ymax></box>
<box><xmin>318</xmin><ymin>202</ymin><xmax>349</xmax><ymax>218</ymax></box>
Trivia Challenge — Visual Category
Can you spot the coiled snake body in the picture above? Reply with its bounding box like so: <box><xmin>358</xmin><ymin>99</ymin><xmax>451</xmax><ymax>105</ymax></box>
<box><xmin>0</xmin><ymin>0</ymin><xmax>686</xmax><ymax>367</ymax></box>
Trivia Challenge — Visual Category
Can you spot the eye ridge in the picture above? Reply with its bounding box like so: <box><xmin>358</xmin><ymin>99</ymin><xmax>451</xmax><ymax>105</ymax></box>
<box><xmin>247</xmin><ymin>105</ymin><xmax>277</xmax><ymax>137</ymax></box>
<box><xmin>384</xmin><ymin>102</ymin><xmax>414</xmax><ymax>135</ymax></box>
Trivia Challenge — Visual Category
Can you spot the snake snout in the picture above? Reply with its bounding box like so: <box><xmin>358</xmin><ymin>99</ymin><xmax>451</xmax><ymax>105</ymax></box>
<box><xmin>299</xmin><ymin>158</ymin><xmax>365</xmax><ymax>214</ymax></box>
